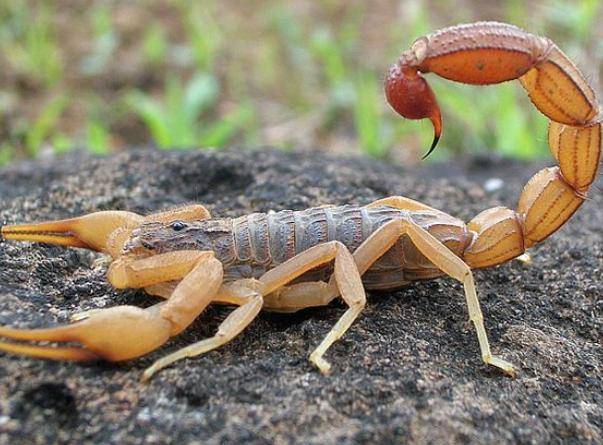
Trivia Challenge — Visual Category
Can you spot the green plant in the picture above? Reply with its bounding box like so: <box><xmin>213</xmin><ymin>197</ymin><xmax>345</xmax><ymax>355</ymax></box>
<box><xmin>1</xmin><ymin>4</ymin><xmax>63</xmax><ymax>87</ymax></box>
<box><xmin>81</xmin><ymin>5</ymin><xmax>118</xmax><ymax>76</ymax></box>
<box><xmin>86</xmin><ymin>121</ymin><xmax>111</xmax><ymax>155</ymax></box>
<box><xmin>179</xmin><ymin>1</ymin><xmax>222</xmax><ymax>71</ymax></box>
<box><xmin>353</xmin><ymin>72</ymin><xmax>390</xmax><ymax>158</ymax></box>
<box><xmin>0</xmin><ymin>0</ymin><xmax>597</xmax><ymax>164</ymax></box>
<box><xmin>127</xmin><ymin>72</ymin><xmax>253</xmax><ymax>149</ymax></box>
<box><xmin>142</xmin><ymin>23</ymin><xmax>168</xmax><ymax>66</ymax></box>
<box><xmin>0</xmin><ymin>143</ymin><xmax>15</xmax><ymax>166</ymax></box>
<box><xmin>25</xmin><ymin>95</ymin><xmax>69</xmax><ymax>156</ymax></box>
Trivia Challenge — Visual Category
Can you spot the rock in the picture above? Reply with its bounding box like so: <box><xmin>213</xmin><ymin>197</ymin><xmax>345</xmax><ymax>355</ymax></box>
<box><xmin>0</xmin><ymin>149</ymin><xmax>601</xmax><ymax>444</ymax></box>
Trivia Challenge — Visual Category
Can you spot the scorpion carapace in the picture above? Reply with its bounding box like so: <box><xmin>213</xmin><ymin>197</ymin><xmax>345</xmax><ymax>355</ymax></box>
<box><xmin>0</xmin><ymin>22</ymin><xmax>600</xmax><ymax>381</ymax></box>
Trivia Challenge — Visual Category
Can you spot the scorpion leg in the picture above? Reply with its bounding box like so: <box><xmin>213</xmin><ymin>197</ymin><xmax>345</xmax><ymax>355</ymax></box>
<box><xmin>0</xmin><ymin>251</ymin><xmax>223</xmax><ymax>366</ymax></box>
<box><xmin>144</xmin><ymin>281</ymin><xmax>180</xmax><ymax>299</ymax></box>
<box><xmin>263</xmin><ymin>281</ymin><xmax>337</xmax><ymax>312</ymax></box>
<box><xmin>353</xmin><ymin>218</ymin><xmax>515</xmax><ymax>376</ymax></box>
<box><xmin>365</xmin><ymin>196</ymin><xmax>438</xmax><ymax>212</ymax></box>
<box><xmin>141</xmin><ymin>281</ymin><xmax>263</xmax><ymax>381</ymax></box>
<box><xmin>259</xmin><ymin>241</ymin><xmax>366</xmax><ymax>374</ymax></box>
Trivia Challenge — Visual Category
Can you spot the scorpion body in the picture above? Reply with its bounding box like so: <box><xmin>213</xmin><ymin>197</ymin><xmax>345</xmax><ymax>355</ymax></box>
<box><xmin>0</xmin><ymin>22</ymin><xmax>600</xmax><ymax>381</ymax></box>
<box><xmin>135</xmin><ymin>205</ymin><xmax>469</xmax><ymax>292</ymax></box>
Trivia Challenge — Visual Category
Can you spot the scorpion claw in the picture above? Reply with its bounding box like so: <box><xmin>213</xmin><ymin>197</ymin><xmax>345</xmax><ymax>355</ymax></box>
<box><xmin>1</xmin><ymin>211</ymin><xmax>143</xmax><ymax>254</ymax></box>
<box><xmin>0</xmin><ymin>339</ymin><xmax>100</xmax><ymax>361</ymax></box>
<box><xmin>0</xmin><ymin>305</ymin><xmax>173</xmax><ymax>363</ymax></box>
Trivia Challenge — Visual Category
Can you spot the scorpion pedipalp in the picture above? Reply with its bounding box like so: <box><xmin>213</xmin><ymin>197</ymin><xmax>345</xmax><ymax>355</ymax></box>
<box><xmin>0</xmin><ymin>305</ymin><xmax>172</xmax><ymax>362</ymax></box>
<box><xmin>0</xmin><ymin>249</ymin><xmax>224</xmax><ymax>368</ymax></box>
<box><xmin>1</xmin><ymin>211</ymin><xmax>144</xmax><ymax>257</ymax></box>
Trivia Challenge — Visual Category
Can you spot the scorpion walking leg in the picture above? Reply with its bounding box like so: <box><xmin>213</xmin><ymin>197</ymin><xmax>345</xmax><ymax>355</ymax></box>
<box><xmin>259</xmin><ymin>241</ymin><xmax>366</xmax><ymax>374</ymax></box>
<box><xmin>263</xmin><ymin>281</ymin><xmax>337</xmax><ymax>312</ymax></box>
<box><xmin>366</xmin><ymin>195</ymin><xmax>438</xmax><ymax>212</ymax></box>
<box><xmin>353</xmin><ymin>218</ymin><xmax>515</xmax><ymax>376</ymax></box>
<box><xmin>142</xmin><ymin>282</ymin><xmax>264</xmax><ymax>381</ymax></box>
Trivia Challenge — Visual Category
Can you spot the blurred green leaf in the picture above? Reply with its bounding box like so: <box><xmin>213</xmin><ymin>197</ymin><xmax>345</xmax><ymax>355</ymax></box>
<box><xmin>165</xmin><ymin>74</ymin><xmax>194</xmax><ymax>146</ymax></box>
<box><xmin>545</xmin><ymin>0</ymin><xmax>601</xmax><ymax>39</ymax></box>
<box><xmin>199</xmin><ymin>103</ymin><xmax>254</xmax><ymax>148</ymax></box>
<box><xmin>126</xmin><ymin>91</ymin><xmax>172</xmax><ymax>148</ymax></box>
<box><xmin>26</xmin><ymin>95</ymin><xmax>69</xmax><ymax>156</ymax></box>
<box><xmin>81</xmin><ymin>5</ymin><xmax>118</xmax><ymax>75</ymax></box>
<box><xmin>52</xmin><ymin>133</ymin><xmax>73</xmax><ymax>155</ymax></box>
<box><xmin>5</xmin><ymin>4</ymin><xmax>63</xmax><ymax>87</ymax></box>
<box><xmin>353</xmin><ymin>72</ymin><xmax>388</xmax><ymax>158</ymax></box>
<box><xmin>184</xmin><ymin>73</ymin><xmax>220</xmax><ymax>123</ymax></box>
<box><xmin>0</xmin><ymin>143</ymin><xmax>14</xmax><ymax>166</ymax></box>
<box><xmin>143</xmin><ymin>23</ymin><xmax>168</xmax><ymax>66</ymax></box>
<box><xmin>87</xmin><ymin>121</ymin><xmax>111</xmax><ymax>155</ymax></box>
<box><xmin>127</xmin><ymin>71</ymin><xmax>252</xmax><ymax>150</ymax></box>
<box><xmin>180</xmin><ymin>2</ymin><xmax>222</xmax><ymax>71</ymax></box>
<box><xmin>310</xmin><ymin>28</ymin><xmax>347</xmax><ymax>85</ymax></box>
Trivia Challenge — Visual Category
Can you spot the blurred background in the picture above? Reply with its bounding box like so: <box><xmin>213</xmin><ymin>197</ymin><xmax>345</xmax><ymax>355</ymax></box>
<box><xmin>0</xmin><ymin>0</ymin><xmax>601</xmax><ymax>166</ymax></box>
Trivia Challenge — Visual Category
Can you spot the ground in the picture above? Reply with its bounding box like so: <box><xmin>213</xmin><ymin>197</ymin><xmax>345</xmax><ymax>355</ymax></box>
<box><xmin>0</xmin><ymin>149</ymin><xmax>600</xmax><ymax>444</ymax></box>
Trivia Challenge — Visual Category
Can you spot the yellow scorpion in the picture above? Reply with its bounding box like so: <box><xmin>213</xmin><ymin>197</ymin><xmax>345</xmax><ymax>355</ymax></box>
<box><xmin>0</xmin><ymin>22</ymin><xmax>600</xmax><ymax>381</ymax></box>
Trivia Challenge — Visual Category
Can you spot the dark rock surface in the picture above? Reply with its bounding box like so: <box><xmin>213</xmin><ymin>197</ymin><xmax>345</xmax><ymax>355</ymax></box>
<box><xmin>0</xmin><ymin>149</ymin><xmax>600</xmax><ymax>445</ymax></box>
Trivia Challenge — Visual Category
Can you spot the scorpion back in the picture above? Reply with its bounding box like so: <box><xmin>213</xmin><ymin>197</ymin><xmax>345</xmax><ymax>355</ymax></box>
<box><xmin>131</xmin><ymin>205</ymin><xmax>471</xmax><ymax>290</ymax></box>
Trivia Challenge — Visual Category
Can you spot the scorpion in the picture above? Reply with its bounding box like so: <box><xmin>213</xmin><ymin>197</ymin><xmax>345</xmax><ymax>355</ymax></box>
<box><xmin>0</xmin><ymin>22</ymin><xmax>600</xmax><ymax>382</ymax></box>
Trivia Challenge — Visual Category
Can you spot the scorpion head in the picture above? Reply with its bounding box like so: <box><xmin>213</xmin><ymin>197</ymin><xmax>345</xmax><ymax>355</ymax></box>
<box><xmin>1</xmin><ymin>206</ymin><xmax>214</xmax><ymax>261</ymax></box>
<box><xmin>124</xmin><ymin>220</ymin><xmax>196</xmax><ymax>255</ymax></box>
<box><xmin>123</xmin><ymin>219</ymin><xmax>225</xmax><ymax>257</ymax></box>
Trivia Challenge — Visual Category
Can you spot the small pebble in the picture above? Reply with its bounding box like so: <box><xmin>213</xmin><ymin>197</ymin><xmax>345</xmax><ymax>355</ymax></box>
<box><xmin>484</xmin><ymin>177</ymin><xmax>504</xmax><ymax>192</ymax></box>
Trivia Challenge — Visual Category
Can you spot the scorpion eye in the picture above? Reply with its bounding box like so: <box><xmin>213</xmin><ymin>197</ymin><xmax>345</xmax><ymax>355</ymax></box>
<box><xmin>170</xmin><ymin>220</ymin><xmax>187</xmax><ymax>231</ymax></box>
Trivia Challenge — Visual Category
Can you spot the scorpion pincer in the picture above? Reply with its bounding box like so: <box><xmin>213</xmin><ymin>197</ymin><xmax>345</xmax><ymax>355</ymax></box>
<box><xmin>0</xmin><ymin>22</ymin><xmax>600</xmax><ymax>381</ymax></box>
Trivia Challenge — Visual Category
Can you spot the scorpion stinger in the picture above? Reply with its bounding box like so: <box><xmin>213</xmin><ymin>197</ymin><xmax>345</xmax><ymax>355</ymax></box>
<box><xmin>421</xmin><ymin>111</ymin><xmax>442</xmax><ymax>160</ymax></box>
<box><xmin>385</xmin><ymin>52</ymin><xmax>443</xmax><ymax>159</ymax></box>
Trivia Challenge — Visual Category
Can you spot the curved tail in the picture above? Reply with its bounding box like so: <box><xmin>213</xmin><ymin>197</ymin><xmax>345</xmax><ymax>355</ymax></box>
<box><xmin>385</xmin><ymin>21</ymin><xmax>600</xmax><ymax>269</ymax></box>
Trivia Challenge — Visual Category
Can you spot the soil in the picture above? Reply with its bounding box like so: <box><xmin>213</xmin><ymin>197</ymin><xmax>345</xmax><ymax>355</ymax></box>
<box><xmin>0</xmin><ymin>148</ymin><xmax>601</xmax><ymax>444</ymax></box>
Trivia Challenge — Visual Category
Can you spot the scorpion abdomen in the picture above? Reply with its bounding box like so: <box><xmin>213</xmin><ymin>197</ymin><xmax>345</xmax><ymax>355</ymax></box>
<box><xmin>224</xmin><ymin>205</ymin><xmax>471</xmax><ymax>289</ymax></box>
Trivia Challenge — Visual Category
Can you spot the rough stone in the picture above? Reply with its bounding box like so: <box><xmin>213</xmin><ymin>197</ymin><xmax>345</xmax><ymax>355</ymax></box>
<box><xmin>0</xmin><ymin>149</ymin><xmax>601</xmax><ymax>444</ymax></box>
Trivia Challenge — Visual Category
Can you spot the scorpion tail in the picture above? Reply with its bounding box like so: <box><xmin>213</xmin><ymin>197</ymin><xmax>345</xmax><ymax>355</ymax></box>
<box><xmin>385</xmin><ymin>59</ymin><xmax>443</xmax><ymax>158</ymax></box>
<box><xmin>389</xmin><ymin>22</ymin><xmax>600</xmax><ymax>269</ymax></box>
